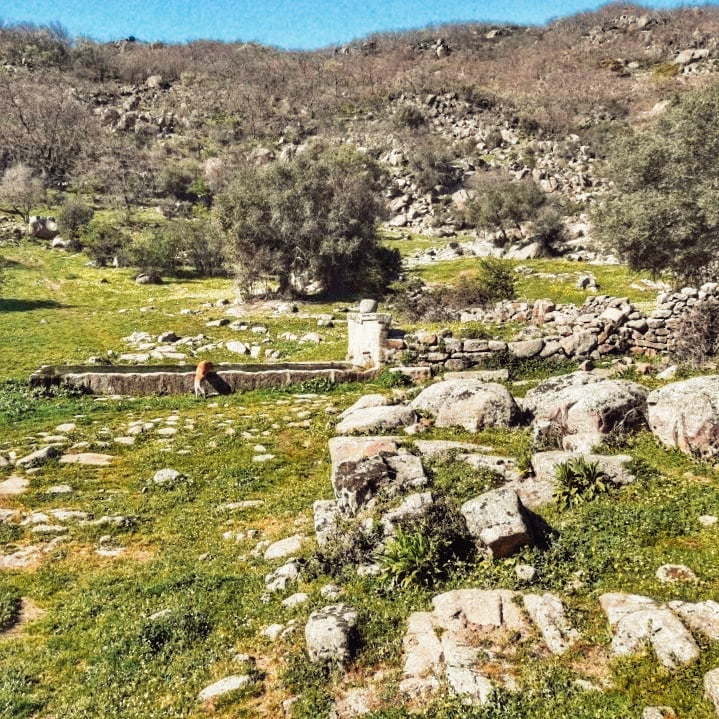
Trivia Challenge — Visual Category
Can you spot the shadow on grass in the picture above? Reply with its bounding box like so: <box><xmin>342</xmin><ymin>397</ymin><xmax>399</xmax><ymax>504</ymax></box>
<box><xmin>0</xmin><ymin>299</ymin><xmax>64</xmax><ymax>312</ymax></box>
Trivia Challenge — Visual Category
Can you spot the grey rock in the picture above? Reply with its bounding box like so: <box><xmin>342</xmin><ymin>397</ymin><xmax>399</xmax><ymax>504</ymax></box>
<box><xmin>336</xmin><ymin>405</ymin><xmax>416</xmax><ymax>435</ymax></box>
<box><xmin>305</xmin><ymin>604</ymin><xmax>359</xmax><ymax>663</ymax></box>
<box><xmin>461</xmin><ymin>487</ymin><xmax>532</xmax><ymax>557</ymax></box>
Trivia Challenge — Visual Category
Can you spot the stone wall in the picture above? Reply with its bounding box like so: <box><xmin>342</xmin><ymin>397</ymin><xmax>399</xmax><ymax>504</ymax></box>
<box><xmin>383</xmin><ymin>282</ymin><xmax>719</xmax><ymax>373</ymax></box>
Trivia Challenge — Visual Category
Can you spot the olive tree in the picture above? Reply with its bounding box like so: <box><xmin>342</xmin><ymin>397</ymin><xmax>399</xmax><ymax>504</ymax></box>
<box><xmin>592</xmin><ymin>85</ymin><xmax>719</xmax><ymax>284</ymax></box>
<box><xmin>0</xmin><ymin>163</ymin><xmax>45</xmax><ymax>222</ymax></box>
<box><xmin>214</xmin><ymin>145</ymin><xmax>400</xmax><ymax>298</ymax></box>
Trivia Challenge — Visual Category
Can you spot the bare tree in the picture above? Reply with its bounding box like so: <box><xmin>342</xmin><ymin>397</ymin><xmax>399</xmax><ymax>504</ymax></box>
<box><xmin>0</xmin><ymin>163</ymin><xmax>45</xmax><ymax>222</ymax></box>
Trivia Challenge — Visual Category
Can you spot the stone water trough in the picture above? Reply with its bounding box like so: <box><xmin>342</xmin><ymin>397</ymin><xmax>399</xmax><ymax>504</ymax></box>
<box><xmin>29</xmin><ymin>362</ymin><xmax>378</xmax><ymax>396</ymax></box>
<box><xmin>29</xmin><ymin>308</ymin><xmax>393</xmax><ymax>396</ymax></box>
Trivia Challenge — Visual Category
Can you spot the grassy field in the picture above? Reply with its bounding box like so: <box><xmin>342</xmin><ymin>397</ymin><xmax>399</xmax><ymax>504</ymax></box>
<box><xmin>0</xmin><ymin>376</ymin><xmax>718</xmax><ymax>718</ymax></box>
<box><xmin>2</xmin><ymin>239</ymin><xmax>719</xmax><ymax>718</ymax></box>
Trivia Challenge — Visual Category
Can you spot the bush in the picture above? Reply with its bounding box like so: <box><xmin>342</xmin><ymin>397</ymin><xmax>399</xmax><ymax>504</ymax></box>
<box><xmin>466</xmin><ymin>174</ymin><xmax>551</xmax><ymax>243</ymax></box>
<box><xmin>82</xmin><ymin>225</ymin><xmax>125</xmax><ymax>267</ymax></box>
<box><xmin>673</xmin><ymin>298</ymin><xmax>719</xmax><ymax>366</ymax></box>
<box><xmin>138</xmin><ymin>609</ymin><xmax>211</xmax><ymax>655</ymax></box>
<box><xmin>592</xmin><ymin>85</ymin><xmax>719</xmax><ymax>284</ymax></box>
<box><xmin>553</xmin><ymin>458</ymin><xmax>611</xmax><ymax>509</ymax></box>
<box><xmin>56</xmin><ymin>198</ymin><xmax>94</xmax><ymax>245</ymax></box>
<box><xmin>379</xmin><ymin>500</ymin><xmax>474</xmax><ymax>588</ymax></box>
<box><xmin>126</xmin><ymin>230</ymin><xmax>184</xmax><ymax>276</ymax></box>
<box><xmin>0</xmin><ymin>164</ymin><xmax>45</xmax><ymax>223</ymax></box>
<box><xmin>406</xmin><ymin>137</ymin><xmax>459</xmax><ymax>192</ymax></box>
<box><xmin>392</xmin><ymin>104</ymin><xmax>427</xmax><ymax>130</ymax></box>
<box><xmin>215</xmin><ymin>145</ymin><xmax>400</xmax><ymax>298</ymax></box>
<box><xmin>391</xmin><ymin>260</ymin><xmax>515</xmax><ymax>322</ymax></box>
<box><xmin>380</xmin><ymin>529</ymin><xmax>444</xmax><ymax>588</ymax></box>
<box><xmin>159</xmin><ymin>219</ymin><xmax>228</xmax><ymax>277</ymax></box>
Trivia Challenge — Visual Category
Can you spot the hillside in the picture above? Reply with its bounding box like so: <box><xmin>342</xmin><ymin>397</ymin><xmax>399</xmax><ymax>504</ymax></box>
<box><xmin>3</xmin><ymin>4</ymin><xmax>719</xmax><ymax>719</ymax></box>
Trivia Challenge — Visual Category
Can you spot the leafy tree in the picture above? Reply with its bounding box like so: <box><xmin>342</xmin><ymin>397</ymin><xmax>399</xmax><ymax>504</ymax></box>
<box><xmin>592</xmin><ymin>85</ymin><xmax>719</xmax><ymax>284</ymax></box>
<box><xmin>214</xmin><ymin>145</ymin><xmax>400</xmax><ymax>298</ymax></box>
<box><xmin>0</xmin><ymin>163</ymin><xmax>45</xmax><ymax>223</ymax></box>
<box><xmin>466</xmin><ymin>174</ymin><xmax>548</xmax><ymax>243</ymax></box>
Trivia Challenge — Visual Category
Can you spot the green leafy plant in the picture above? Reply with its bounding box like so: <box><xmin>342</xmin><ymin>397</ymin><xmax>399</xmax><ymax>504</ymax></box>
<box><xmin>379</xmin><ymin>529</ymin><xmax>444</xmax><ymax>588</ymax></box>
<box><xmin>553</xmin><ymin>458</ymin><xmax>611</xmax><ymax>509</ymax></box>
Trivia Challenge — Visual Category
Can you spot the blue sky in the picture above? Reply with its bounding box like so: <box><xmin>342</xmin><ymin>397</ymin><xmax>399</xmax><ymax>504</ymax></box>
<box><xmin>1</xmin><ymin>1</ymin><xmax>701</xmax><ymax>49</ymax></box>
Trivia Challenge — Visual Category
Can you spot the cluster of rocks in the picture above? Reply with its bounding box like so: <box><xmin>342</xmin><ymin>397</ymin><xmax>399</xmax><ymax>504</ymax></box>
<box><xmin>389</xmin><ymin>282</ymin><xmax>719</xmax><ymax>372</ymax></box>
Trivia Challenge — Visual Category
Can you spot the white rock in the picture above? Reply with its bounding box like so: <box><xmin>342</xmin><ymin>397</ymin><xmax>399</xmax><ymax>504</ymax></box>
<box><xmin>197</xmin><ymin>675</ymin><xmax>252</xmax><ymax>702</ymax></box>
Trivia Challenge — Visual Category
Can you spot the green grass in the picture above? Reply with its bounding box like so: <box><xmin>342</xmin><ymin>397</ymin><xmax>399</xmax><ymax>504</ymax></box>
<box><xmin>3</xmin><ymin>238</ymin><xmax>719</xmax><ymax>718</ymax></box>
<box><xmin>0</xmin><ymin>243</ymin><xmax>348</xmax><ymax>381</ymax></box>
<box><xmin>415</xmin><ymin>257</ymin><xmax>658</xmax><ymax>308</ymax></box>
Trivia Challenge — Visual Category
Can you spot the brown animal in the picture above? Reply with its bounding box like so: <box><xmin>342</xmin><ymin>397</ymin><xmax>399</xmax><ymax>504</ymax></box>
<box><xmin>194</xmin><ymin>360</ymin><xmax>214</xmax><ymax>398</ymax></box>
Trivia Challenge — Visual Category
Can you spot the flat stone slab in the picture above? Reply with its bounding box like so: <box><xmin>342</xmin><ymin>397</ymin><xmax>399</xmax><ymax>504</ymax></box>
<box><xmin>400</xmin><ymin>589</ymin><xmax>578</xmax><ymax>704</ymax></box>
<box><xmin>0</xmin><ymin>476</ymin><xmax>29</xmax><ymax>496</ymax></box>
<box><xmin>60</xmin><ymin>453</ymin><xmax>115</xmax><ymax>467</ymax></box>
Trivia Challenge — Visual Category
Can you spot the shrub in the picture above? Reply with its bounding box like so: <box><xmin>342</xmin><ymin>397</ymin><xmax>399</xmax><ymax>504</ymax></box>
<box><xmin>466</xmin><ymin>174</ymin><xmax>549</xmax><ymax>243</ymax></box>
<box><xmin>0</xmin><ymin>586</ymin><xmax>22</xmax><ymax>632</ymax></box>
<box><xmin>160</xmin><ymin>219</ymin><xmax>228</xmax><ymax>277</ymax></box>
<box><xmin>428</xmin><ymin>456</ymin><xmax>503</xmax><ymax>504</ymax></box>
<box><xmin>393</xmin><ymin>104</ymin><xmax>427</xmax><ymax>130</ymax></box>
<box><xmin>126</xmin><ymin>230</ymin><xmax>184</xmax><ymax>276</ymax></box>
<box><xmin>553</xmin><ymin>458</ymin><xmax>611</xmax><ymax>509</ymax></box>
<box><xmin>380</xmin><ymin>529</ymin><xmax>444</xmax><ymax>588</ymax></box>
<box><xmin>56</xmin><ymin>198</ymin><xmax>94</xmax><ymax>245</ymax></box>
<box><xmin>215</xmin><ymin>145</ymin><xmax>400</xmax><ymax>298</ymax></box>
<box><xmin>82</xmin><ymin>225</ymin><xmax>125</xmax><ymax>267</ymax></box>
<box><xmin>592</xmin><ymin>85</ymin><xmax>719</xmax><ymax>284</ymax></box>
<box><xmin>138</xmin><ymin>609</ymin><xmax>211</xmax><ymax>655</ymax></box>
<box><xmin>672</xmin><ymin>298</ymin><xmax>719</xmax><ymax>367</ymax></box>
<box><xmin>380</xmin><ymin>500</ymin><xmax>474</xmax><ymax>587</ymax></box>
<box><xmin>406</xmin><ymin>137</ymin><xmax>459</xmax><ymax>192</ymax></box>
<box><xmin>0</xmin><ymin>164</ymin><xmax>45</xmax><ymax>223</ymax></box>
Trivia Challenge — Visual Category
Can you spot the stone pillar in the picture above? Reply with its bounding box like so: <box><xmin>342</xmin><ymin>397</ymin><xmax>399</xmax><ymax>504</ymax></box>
<box><xmin>347</xmin><ymin>312</ymin><xmax>391</xmax><ymax>368</ymax></box>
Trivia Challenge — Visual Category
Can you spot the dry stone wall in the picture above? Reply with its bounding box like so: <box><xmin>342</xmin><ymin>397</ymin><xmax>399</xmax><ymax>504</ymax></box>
<box><xmin>384</xmin><ymin>282</ymin><xmax>719</xmax><ymax>372</ymax></box>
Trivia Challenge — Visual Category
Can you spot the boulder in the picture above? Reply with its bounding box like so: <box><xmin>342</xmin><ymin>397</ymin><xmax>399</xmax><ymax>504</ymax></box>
<box><xmin>305</xmin><ymin>604</ymin><xmax>359</xmax><ymax>663</ymax></box>
<box><xmin>332</xmin><ymin>455</ymin><xmax>393</xmax><ymax>514</ymax></box>
<box><xmin>358</xmin><ymin>299</ymin><xmax>378</xmax><ymax>313</ymax></box>
<box><xmin>28</xmin><ymin>216</ymin><xmax>58</xmax><ymax>239</ymax></box>
<box><xmin>460</xmin><ymin>487</ymin><xmax>532</xmax><ymax>557</ymax></box>
<box><xmin>313</xmin><ymin>499</ymin><xmax>342</xmax><ymax>547</ymax></box>
<box><xmin>647</xmin><ymin>376</ymin><xmax>719</xmax><ymax>458</ymax></box>
<box><xmin>152</xmin><ymin>468</ymin><xmax>185</xmax><ymax>486</ymax></box>
<box><xmin>335</xmin><ymin>405</ymin><xmax>416</xmax><ymax>435</ymax></box>
<box><xmin>135</xmin><ymin>272</ymin><xmax>163</xmax><ymax>285</ymax></box>
<box><xmin>411</xmin><ymin>380</ymin><xmax>519</xmax><ymax>432</ymax></box>
<box><xmin>524</xmin><ymin>373</ymin><xmax>647</xmax><ymax>450</ymax></box>
<box><xmin>339</xmin><ymin>394</ymin><xmax>390</xmax><ymax>419</ymax></box>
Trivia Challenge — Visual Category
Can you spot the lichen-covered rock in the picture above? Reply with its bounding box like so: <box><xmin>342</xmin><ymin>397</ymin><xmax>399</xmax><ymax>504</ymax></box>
<box><xmin>704</xmin><ymin>667</ymin><xmax>719</xmax><ymax>715</ymax></box>
<box><xmin>411</xmin><ymin>380</ymin><xmax>520</xmax><ymax>432</ymax></box>
<box><xmin>460</xmin><ymin>487</ymin><xmax>532</xmax><ymax>557</ymax></box>
<box><xmin>600</xmin><ymin>593</ymin><xmax>700</xmax><ymax>669</ymax></box>
<box><xmin>339</xmin><ymin>394</ymin><xmax>390</xmax><ymax>419</ymax></box>
<box><xmin>524</xmin><ymin>373</ymin><xmax>647</xmax><ymax>450</ymax></box>
<box><xmin>647</xmin><ymin>376</ymin><xmax>719</xmax><ymax>457</ymax></box>
<box><xmin>305</xmin><ymin>604</ymin><xmax>359</xmax><ymax>663</ymax></box>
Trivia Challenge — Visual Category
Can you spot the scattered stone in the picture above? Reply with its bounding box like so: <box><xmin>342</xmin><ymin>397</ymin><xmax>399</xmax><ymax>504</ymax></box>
<box><xmin>336</xmin><ymin>405</ymin><xmax>416</xmax><ymax>435</ymax></box>
<box><xmin>59</xmin><ymin>453</ymin><xmax>114</xmax><ymax>467</ymax></box>
<box><xmin>305</xmin><ymin>604</ymin><xmax>359</xmax><ymax>663</ymax></box>
<box><xmin>704</xmin><ymin>668</ymin><xmax>719</xmax><ymax>714</ymax></box>
<box><xmin>0</xmin><ymin>476</ymin><xmax>29</xmax><ymax>496</ymax></box>
<box><xmin>656</xmin><ymin>564</ymin><xmax>698</xmax><ymax>584</ymax></box>
<box><xmin>700</xmin><ymin>515</ymin><xmax>718</xmax><ymax>527</ymax></box>
<box><xmin>265</xmin><ymin>560</ymin><xmax>301</xmax><ymax>593</ymax></box>
<box><xmin>17</xmin><ymin>446</ymin><xmax>61</xmax><ymax>468</ymax></box>
<box><xmin>282</xmin><ymin>593</ymin><xmax>309</xmax><ymax>608</ymax></box>
<box><xmin>152</xmin><ymin>468</ymin><xmax>185</xmax><ymax>486</ymax></box>
<box><xmin>264</xmin><ymin>535</ymin><xmax>305</xmax><ymax>561</ymax></box>
<box><xmin>197</xmin><ymin>675</ymin><xmax>252</xmax><ymax>703</ymax></box>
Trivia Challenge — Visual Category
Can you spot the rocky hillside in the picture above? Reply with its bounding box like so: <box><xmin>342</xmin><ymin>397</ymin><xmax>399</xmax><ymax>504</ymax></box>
<box><xmin>3</xmin><ymin>3</ymin><xmax>719</xmax><ymax>260</ymax></box>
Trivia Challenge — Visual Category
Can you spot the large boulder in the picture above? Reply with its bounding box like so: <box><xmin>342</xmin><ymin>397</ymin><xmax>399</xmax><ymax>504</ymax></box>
<box><xmin>460</xmin><ymin>487</ymin><xmax>532</xmax><ymax>558</ymax></box>
<box><xmin>411</xmin><ymin>380</ymin><xmax>519</xmax><ymax>432</ymax></box>
<box><xmin>305</xmin><ymin>604</ymin><xmax>359</xmax><ymax>663</ymax></box>
<box><xmin>335</xmin><ymin>405</ymin><xmax>416</xmax><ymax>435</ymax></box>
<box><xmin>28</xmin><ymin>216</ymin><xmax>58</xmax><ymax>239</ymax></box>
<box><xmin>524</xmin><ymin>372</ymin><xmax>647</xmax><ymax>451</ymax></box>
<box><xmin>647</xmin><ymin>376</ymin><xmax>719</xmax><ymax>458</ymax></box>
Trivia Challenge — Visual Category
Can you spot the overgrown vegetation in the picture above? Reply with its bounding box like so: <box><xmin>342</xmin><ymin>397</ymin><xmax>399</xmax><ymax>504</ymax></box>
<box><xmin>553</xmin><ymin>457</ymin><xmax>612</xmax><ymax>509</ymax></box>
<box><xmin>593</xmin><ymin>83</ymin><xmax>719</xmax><ymax>284</ymax></box>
